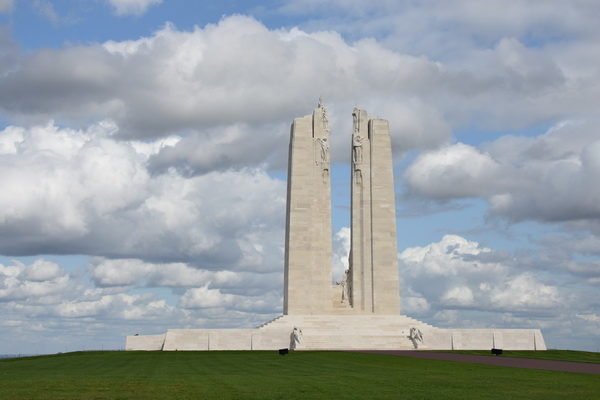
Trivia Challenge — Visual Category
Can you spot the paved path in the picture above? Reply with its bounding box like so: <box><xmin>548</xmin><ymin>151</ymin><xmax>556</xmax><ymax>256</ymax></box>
<box><xmin>356</xmin><ymin>351</ymin><xmax>600</xmax><ymax>375</ymax></box>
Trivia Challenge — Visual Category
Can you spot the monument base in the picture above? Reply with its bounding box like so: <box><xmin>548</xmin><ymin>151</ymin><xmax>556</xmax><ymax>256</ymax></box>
<box><xmin>126</xmin><ymin>314</ymin><xmax>546</xmax><ymax>351</ymax></box>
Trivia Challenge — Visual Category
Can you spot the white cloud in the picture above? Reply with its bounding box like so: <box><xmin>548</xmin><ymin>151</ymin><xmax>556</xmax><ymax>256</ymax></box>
<box><xmin>280</xmin><ymin>0</ymin><xmax>600</xmax><ymax>58</ymax></box>
<box><xmin>23</xmin><ymin>259</ymin><xmax>65</xmax><ymax>282</ymax></box>
<box><xmin>91</xmin><ymin>258</ymin><xmax>282</xmax><ymax>294</ymax></box>
<box><xmin>179</xmin><ymin>285</ymin><xmax>235</xmax><ymax>308</ymax></box>
<box><xmin>398</xmin><ymin>234</ymin><xmax>600</xmax><ymax>348</ymax></box>
<box><xmin>147</xmin><ymin>122</ymin><xmax>289</xmax><ymax>175</ymax></box>
<box><xmin>490</xmin><ymin>274</ymin><xmax>561</xmax><ymax>310</ymax></box>
<box><xmin>0</xmin><ymin>125</ymin><xmax>24</xmax><ymax>154</ymax></box>
<box><xmin>0</xmin><ymin>16</ymin><xmax>451</xmax><ymax>155</ymax></box>
<box><xmin>405</xmin><ymin>120</ymin><xmax>600</xmax><ymax>223</ymax></box>
<box><xmin>1</xmin><ymin>10</ymin><xmax>596</xmax><ymax>167</ymax></box>
<box><xmin>0</xmin><ymin>121</ymin><xmax>286</xmax><ymax>272</ymax></box>
<box><xmin>0</xmin><ymin>254</ymin><xmax>284</xmax><ymax>353</ymax></box>
<box><xmin>2</xmin><ymin>11</ymin><xmax>597</xmax><ymax>166</ymax></box>
<box><xmin>405</xmin><ymin>143</ymin><xmax>501</xmax><ymax>198</ymax></box>
<box><xmin>402</xmin><ymin>289</ymin><xmax>431</xmax><ymax>315</ymax></box>
<box><xmin>400</xmin><ymin>234</ymin><xmax>504</xmax><ymax>277</ymax></box>
<box><xmin>106</xmin><ymin>0</ymin><xmax>162</xmax><ymax>16</ymax></box>
<box><xmin>332</xmin><ymin>227</ymin><xmax>350</xmax><ymax>283</ymax></box>
<box><xmin>179</xmin><ymin>285</ymin><xmax>281</xmax><ymax>313</ymax></box>
<box><xmin>442</xmin><ymin>286</ymin><xmax>474</xmax><ymax>306</ymax></box>
<box><xmin>0</xmin><ymin>260</ymin><xmax>71</xmax><ymax>301</ymax></box>
<box><xmin>400</xmin><ymin>235</ymin><xmax>563</xmax><ymax>313</ymax></box>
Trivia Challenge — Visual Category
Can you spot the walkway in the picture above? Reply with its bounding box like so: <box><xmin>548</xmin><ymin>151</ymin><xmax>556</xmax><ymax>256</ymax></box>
<box><xmin>356</xmin><ymin>351</ymin><xmax>600</xmax><ymax>375</ymax></box>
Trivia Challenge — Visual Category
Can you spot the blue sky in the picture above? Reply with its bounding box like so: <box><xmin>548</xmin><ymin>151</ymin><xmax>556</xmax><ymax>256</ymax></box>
<box><xmin>0</xmin><ymin>0</ymin><xmax>599</xmax><ymax>354</ymax></box>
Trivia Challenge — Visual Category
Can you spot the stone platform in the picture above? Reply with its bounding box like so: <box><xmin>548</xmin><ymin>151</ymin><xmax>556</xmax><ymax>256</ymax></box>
<box><xmin>126</xmin><ymin>314</ymin><xmax>546</xmax><ymax>351</ymax></box>
<box><xmin>125</xmin><ymin>103</ymin><xmax>548</xmax><ymax>353</ymax></box>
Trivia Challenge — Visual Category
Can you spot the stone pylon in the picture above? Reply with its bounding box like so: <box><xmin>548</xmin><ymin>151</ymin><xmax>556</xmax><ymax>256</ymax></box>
<box><xmin>127</xmin><ymin>103</ymin><xmax>547</xmax><ymax>352</ymax></box>
<box><xmin>348</xmin><ymin>108</ymin><xmax>401</xmax><ymax>314</ymax></box>
<box><xmin>283</xmin><ymin>99</ymin><xmax>332</xmax><ymax>314</ymax></box>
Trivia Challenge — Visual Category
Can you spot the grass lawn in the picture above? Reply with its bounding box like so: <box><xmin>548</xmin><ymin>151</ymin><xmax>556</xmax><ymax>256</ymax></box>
<box><xmin>0</xmin><ymin>351</ymin><xmax>598</xmax><ymax>400</ymax></box>
<box><xmin>439</xmin><ymin>350</ymin><xmax>600</xmax><ymax>364</ymax></box>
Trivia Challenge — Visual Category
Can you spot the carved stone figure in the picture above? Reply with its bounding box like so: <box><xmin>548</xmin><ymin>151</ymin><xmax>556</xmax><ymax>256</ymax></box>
<box><xmin>340</xmin><ymin>269</ymin><xmax>350</xmax><ymax>303</ymax></box>
<box><xmin>318</xmin><ymin>137</ymin><xmax>329</xmax><ymax>164</ymax></box>
<box><xmin>317</xmin><ymin>97</ymin><xmax>330</xmax><ymax>133</ymax></box>
<box><xmin>291</xmin><ymin>326</ymin><xmax>303</xmax><ymax>349</ymax></box>
<box><xmin>352</xmin><ymin>107</ymin><xmax>359</xmax><ymax>134</ymax></box>
<box><xmin>409</xmin><ymin>327</ymin><xmax>424</xmax><ymax>348</ymax></box>
<box><xmin>354</xmin><ymin>169</ymin><xmax>362</xmax><ymax>185</ymax></box>
<box><xmin>353</xmin><ymin>135</ymin><xmax>363</xmax><ymax>164</ymax></box>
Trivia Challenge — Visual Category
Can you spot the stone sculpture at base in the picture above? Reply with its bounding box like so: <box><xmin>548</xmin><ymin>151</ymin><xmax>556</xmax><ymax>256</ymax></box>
<box><xmin>126</xmin><ymin>101</ymin><xmax>547</xmax><ymax>351</ymax></box>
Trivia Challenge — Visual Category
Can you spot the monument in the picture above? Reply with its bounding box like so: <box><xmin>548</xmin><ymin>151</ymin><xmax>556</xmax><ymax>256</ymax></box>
<box><xmin>284</xmin><ymin>99</ymin><xmax>333</xmax><ymax>315</ymax></box>
<box><xmin>348</xmin><ymin>108</ymin><xmax>400</xmax><ymax>314</ymax></box>
<box><xmin>126</xmin><ymin>101</ymin><xmax>547</xmax><ymax>351</ymax></box>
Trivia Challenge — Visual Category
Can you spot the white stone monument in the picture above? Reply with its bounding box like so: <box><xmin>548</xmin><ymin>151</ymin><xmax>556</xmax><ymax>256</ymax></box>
<box><xmin>348</xmin><ymin>108</ymin><xmax>400</xmax><ymax>314</ymax></box>
<box><xmin>126</xmin><ymin>101</ymin><xmax>547</xmax><ymax>351</ymax></box>
<box><xmin>284</xmin><ymin>100</ymin><xmax>333</xmax><ymax>315</ymax></box>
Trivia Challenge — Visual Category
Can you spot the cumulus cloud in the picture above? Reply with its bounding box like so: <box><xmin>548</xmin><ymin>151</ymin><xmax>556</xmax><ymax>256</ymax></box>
<box><xmin>489</xmin><ymin>274</ymin><xmax>560</xmax><ymax>310</ymax></box>
<box><xmin>1</xmin><ymin>10</ymin><xmax>597</xmax><ymax>169</ymax></box>
<box><xmin>91</xmin><ymin>258</ymin><xmax>282</xmax><ymax>294</ymax></box>
<box><xmin>331</xmin><ymin>227</ymin><xmax>350</xmax><ymax>283</ymax></box>
<box><xmin>280</xmin><ymin>0</ymin><xmax>600</xmax><ymax>57</ymax></box>
<box><xmin>106</xmin><ymin>0</ymin><xmax>162</xmax><ymax>16</ymax></box>
<box><xmin>0</xmin><ymin>259</ymin><xmax>70</xmax><ymax>301</ymax></box>
<box><xmin>1</xmin><ymin>11</ymin><xmax>597</xmax><ymax>165</ymax></box>
<box><xmin>179</xmin><ymin>285</ymin><xmax>280</xmax><ymax>313</ymax></box>
<box><xmin>398</xmin><ymin>234</ymin><xmax>600</xmax><ymax>348</ymax></box>
<box><xmin>147</xmin><ymin>122</ymin><xmax>289</xmax><ymax>175</ymax></box>
<box><xmin>405</xmin><ymin>120</ymin><xmax>600</xmax><ymax>223</ymax></box>
<box><xmin>22</xmin><ymin>259</ymin><xmax>65</xmax><ymax>282</ymax></box>
<box><xmin>400</xmin><ymin>234</ymin><xmax>563</xmax><ymax>314</ymax></box>
<box><xmin>0</xmin><ymin>16</ymin><xmax>453</xmax><ymax>155</ymax></box>
<box><xmin>0</xmin><ymin>121</ymin><xmax>286</xmax><ymax>272</ymax></box>
<box><xmin>0</xmin><ymin>256</ymin><xmax>282</xmax><ymax>352</ymax></box>
<box><xmin>0</xmin><ymin>258</ymin><xmax>172</xmax><ymax>322</ymax></box>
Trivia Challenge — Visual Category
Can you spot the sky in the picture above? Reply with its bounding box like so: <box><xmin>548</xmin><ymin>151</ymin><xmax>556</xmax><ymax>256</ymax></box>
<box><xmin>0</xmin><ymin>0</ymin><xmax>599</xmax><ymax>354</ymax></box>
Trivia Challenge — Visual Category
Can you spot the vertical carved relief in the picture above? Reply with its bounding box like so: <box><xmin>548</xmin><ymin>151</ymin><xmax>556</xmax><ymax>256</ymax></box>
<box><xmin>315</xmin><ymin>98</ymin><xmax>330</xmax><ymax>184</ymax></box>
<box><xmin>352</xmin><ymin>107</ymin><xmax>364</xmax><ymax>186</ymax></box>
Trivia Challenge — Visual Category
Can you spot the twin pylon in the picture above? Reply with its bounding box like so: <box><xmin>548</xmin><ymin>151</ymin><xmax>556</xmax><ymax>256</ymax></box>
<box><xmin>284</xmin><ymin>101</ymin><xmax>400</xmax><ymax>315</ymax></box>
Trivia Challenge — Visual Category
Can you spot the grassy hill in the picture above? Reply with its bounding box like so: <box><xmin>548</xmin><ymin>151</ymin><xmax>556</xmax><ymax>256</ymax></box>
<box><xmin>1</xmin><ymin>350</ymin><xmax>598</xmax><ymax>399</ymax></box>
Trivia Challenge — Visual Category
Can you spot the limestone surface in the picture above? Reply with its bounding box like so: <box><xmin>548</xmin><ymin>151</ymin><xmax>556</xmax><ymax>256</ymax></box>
<box><xmin>126</xmin><ymin>103</ymin><xmax>548</xmax><ymax>352</ymax></box>
<box><xmin>349</xmin><ymin>109</ymin><xmax>400</xmax><ymax>314</ymax></box>
<box><xmin>283</xmin><ymin>101</ymin><xmax>333</xmax><ymax>315</ymax></box>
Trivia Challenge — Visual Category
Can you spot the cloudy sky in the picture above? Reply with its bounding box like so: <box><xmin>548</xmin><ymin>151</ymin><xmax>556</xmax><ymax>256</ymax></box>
<box><xmin>0</xmin><ymin>0</ymin><xmax>599</xmax><ymax>354</ymax></box>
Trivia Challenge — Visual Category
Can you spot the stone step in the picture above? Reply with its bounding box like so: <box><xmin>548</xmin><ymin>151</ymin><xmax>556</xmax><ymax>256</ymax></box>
<box><xmin>261</xmin><ymin>315</ymin><xmax>437</xmax><ymax>332</ymax></box>
<box><xmin>256</xmin><ymin>315</ymin><xmax>284</xmax><ymax>329</ymax></box>
<box><xmin>297</xmin><ymin>334</ymin><xmax>416</xmax><ymax>350</ymax></box>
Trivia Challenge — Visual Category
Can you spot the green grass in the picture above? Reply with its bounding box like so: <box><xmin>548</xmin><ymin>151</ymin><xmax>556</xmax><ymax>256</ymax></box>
<box><xmin>439</xmin><ymin>350</ymin><xmax>600</xmax><ymax>364</ymax></box>
<box><xmin>0</xmin><ymin>351</ymin><xmax>598</xmax><ymax>400</ymax></box>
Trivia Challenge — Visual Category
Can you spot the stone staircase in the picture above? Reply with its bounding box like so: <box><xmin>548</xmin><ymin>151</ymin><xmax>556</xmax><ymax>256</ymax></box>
<box><xmin>256</xmin><ymin>315</ymin><xmax>284</xmax><ymax>329</ymax></box>
<box><xmin>258</xmin><ymin>314</ymin><xmax>437</xmax><ymax>350</ymax></box>
<box><xmin>300</xmin><ymin>333</ymin><xmax>415</xmax><ymax>350</ymax></box>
